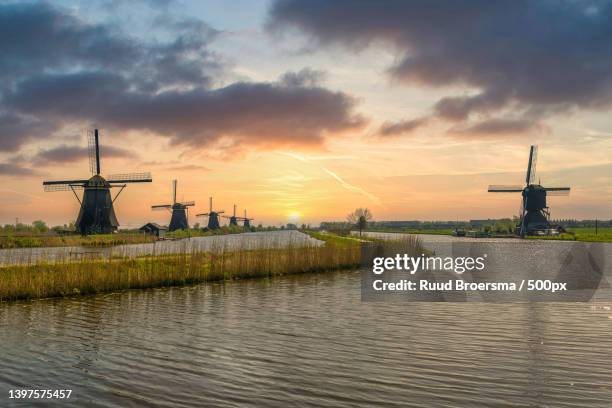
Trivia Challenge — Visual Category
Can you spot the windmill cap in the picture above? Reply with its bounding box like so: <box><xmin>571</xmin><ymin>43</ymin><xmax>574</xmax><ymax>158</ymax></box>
<box><xmin>86</xmin><ymin>174</ymin><xmax>110</xmax><ymax>188</ymax></box>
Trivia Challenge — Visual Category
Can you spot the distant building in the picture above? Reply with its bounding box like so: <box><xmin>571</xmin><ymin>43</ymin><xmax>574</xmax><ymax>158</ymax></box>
<box><xmin>139</xmin><ymin>222</ymin><xmax>167</xmax><ymax>238</ymax></box>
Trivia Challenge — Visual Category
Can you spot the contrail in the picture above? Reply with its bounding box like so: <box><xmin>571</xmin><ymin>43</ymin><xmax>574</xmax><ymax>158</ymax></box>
<box><xmin>281</xmin><ymin>152</ymin><xmax>383</xmax><ymax>206</ymax></box>
<box><xmin>322</xmin><ymin>167</ymin><xmax>383</xmax><ymax>206</ymax></box>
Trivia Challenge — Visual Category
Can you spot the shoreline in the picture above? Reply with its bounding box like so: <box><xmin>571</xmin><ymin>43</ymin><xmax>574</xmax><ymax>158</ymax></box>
<box><xmin>0</xmin><ymin>232</ymin><xmax>423</xmax><ymax>302</ymax></box>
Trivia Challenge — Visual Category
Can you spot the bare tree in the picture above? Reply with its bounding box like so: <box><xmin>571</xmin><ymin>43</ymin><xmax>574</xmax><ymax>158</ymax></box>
<box><xmin>347</xmin><ymin>208</ymin><xmax>373</xmax><ymax>237</ymax></box>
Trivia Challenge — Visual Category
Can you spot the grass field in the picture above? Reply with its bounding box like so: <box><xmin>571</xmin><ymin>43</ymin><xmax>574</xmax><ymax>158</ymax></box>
<box><xmin>365</xmin><ymin>228</ymin><xmax>455</xmax><ymax>236</ymax></box>
<box><xmin>365</xmin><ymin>226</ymin><xmax>612</xmax><ymax>242</ymax></box>
<box><xmin>0</xmin><ymin>233</ymin><xmax>157</xmax><ymax>249</ymax></box>
<box><xmin>528</xmin><ymin>227</ymin><xmax>612</xmax><ymax>243</ymax></box>
<box><xmin>0</xmin><ymin>226</ymin><xmax>255</xmax><ymax>249</ymax></box>
<box><xmin>0</xmin><ymin>232</ymin><xmax>423</xmax><ymax>302</ymax></box>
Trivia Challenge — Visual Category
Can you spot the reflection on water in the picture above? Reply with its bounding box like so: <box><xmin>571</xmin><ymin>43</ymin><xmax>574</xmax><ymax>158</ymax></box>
<box><xmin>1</xmin><ymin>270</ymin><xmax>611</xmax><ymax>407</ymax></box>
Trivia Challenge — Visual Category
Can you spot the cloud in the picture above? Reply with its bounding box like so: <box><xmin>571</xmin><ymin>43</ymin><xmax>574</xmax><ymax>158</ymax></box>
<box><xmin>378</xmin><ymin>117</ymin><xmax>429</xmax><ymax>137</ymax></box>
<box><xmin>6</xmin><ymin>71</ymin><xmax>365</xmax><ymax>150</ymax></box>
<box><xmin>35</xmin><ymin>144</ymin><xmax>133</xmax><ymax>164</ymax></box>
<box><xmin>0</xmin><ymin>2</ymin><xmax>219</xmax><ymax>89</ymax></box>
<box><xmin>268</xmin><ymin>0</ymin><xmax>612</xmax><ymax>130</ymax></box>
<box><xmin>449</xmin><ymin>118</ymin><xmax>546</xmax><ymax>137</ymax></box>
<box><xmin>0</xmin><ymin>2</ymin><xmax>364</xmax><ymax>154</ymax></box>
<box><xmin>0</xmin><ymin>112</ymin><xmax>51</xmax><ymax>151</ymax></box>
<box><xmin>0</xmin><ymin>162</ymin><xmax>41</xmax><ymax>177</ymax></box>
<box><xmin>167</xmin><ymin>164</ymin><xmax>210</xmax><ymax>172</ymax></box>
<box><xmin>279</xmin><ymin>68</ymin><xmax>326</xmax><ymax>87</ymax></box>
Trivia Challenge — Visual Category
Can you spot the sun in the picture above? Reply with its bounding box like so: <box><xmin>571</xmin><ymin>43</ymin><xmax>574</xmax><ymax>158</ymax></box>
<box><xmin>287</xmin><ymin>212</ymin><xmax>301</xmax><ymax>223</ymax></box>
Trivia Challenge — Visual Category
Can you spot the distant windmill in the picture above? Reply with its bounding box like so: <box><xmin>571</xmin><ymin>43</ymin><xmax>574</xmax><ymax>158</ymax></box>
<box><xmin>241</xmin><ymin>209</ymin><xmax>254</xmax><ymax>229</ymax></box>
<box><xmin>488</xmin><ymin>145</ymin><xmax>570</xmax><ymax>237</ymax></box>
<box><xmin>151</xmin><ymin>179</ymin><xmax>195</xmax><ymax>231</ymax></box>
<box><xmin>196</xmin><ymin>197</ymin><xmax>224</xmax><ymax>230</ymax></box>
<box><xmin>43</xmin><ymin>129</ymin><xmax>152</xmax><ymax>235</ymax></box>
<box><xmin>223</xmin><ymin>204</ymin><xmax>239</xmax><ymax>226</ymax></box>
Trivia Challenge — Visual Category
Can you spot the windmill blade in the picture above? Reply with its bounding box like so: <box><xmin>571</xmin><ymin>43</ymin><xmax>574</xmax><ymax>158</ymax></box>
<box><xmin>173</xmin><ymin>179</ymin><xmax>177</xmax><ymax>204</ymax></box>
<box><xmin>178</xmin><ymin>201</ymin><xmax>195</xmax><ymax>207</ymax></box>
<box><xmin>545</xmin><ymin>187</ymin><xmax>571</xmax><ymax>196</ymax></box>
<box><xmin>196</xmin><ymin>213</ymin><xmax>210</xmax><ymax>217</ymax></box>
<box><xmin>87</xmin><ymin>129</ymin><xmax>101</xmax><ymax>175</ymax></box>
<box><xmin>152</xmin><ymin>204</ymin><xmax>172</xmax><ymax>210</ymax></box>
<box><xmin>43</xmin><ymin>183</ymin><xmax>85</xmax><ymax>192</ymax></box>
<box><xmin>43</xmin><ymin>179</ymin><xmax>88</xmax><ymax>192</ymax></box>
<box><xmin>488</xmin><ymin>185</ymin><xmax>523</xmax><ymax>192</ymax></box>
<box><xmin>526</xmin><ymin>145</ymin><xmax>538</xmax><ymax>185</ymax></box>
<box><xmin>107</xmin><ymin>172</ymin><xmax>152</xmax><ymax>183</ymax></box>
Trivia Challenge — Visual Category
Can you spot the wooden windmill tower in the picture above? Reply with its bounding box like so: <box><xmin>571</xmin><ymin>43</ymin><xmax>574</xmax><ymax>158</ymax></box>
<box><xmin>488</xmin><ymin>145</ymin><xmax>570</xmax><ymax>237</ymax></box>
<box><xmin>223</xmin><ymin>204</ymin><xmax>239</xmax><ymax>226</ymax></box>
<box><xmin>43</xmin><ymin>129</ymin><xmax>152</xmax><ymax>235</ymax></box>
<box><xmin>196</xmin><ymin>197</ymin><xmax>224</xmax><ymax>230</ymax></box>
<box><xmin>151</xmin><ymin>179</ymin><xmax>195</xmax><ymax>231</ymax></box>
<box><xmin>241</xmin><ymin>209</ymin><xmax>254</xmax><ymax>229</ymax></box>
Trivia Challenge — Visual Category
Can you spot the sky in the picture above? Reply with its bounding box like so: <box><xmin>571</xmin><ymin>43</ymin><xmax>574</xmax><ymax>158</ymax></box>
<box><xmin>1</xmin><ymin>0</ymin><xmax>611</xmax><ymax>228</ymax></box>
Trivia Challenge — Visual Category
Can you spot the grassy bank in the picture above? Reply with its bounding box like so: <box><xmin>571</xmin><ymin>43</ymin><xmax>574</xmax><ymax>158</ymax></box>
<box><xmin>362</xmin><ymin>226</ymin><xmax>612</xmax><ymax>242</ymax></box>
<box><xmin>528</xmin><ymin>227</ymin><xmax>612</xmax><ymax>243</ymax></box>
<box><xmin>0</xmin><ymin>233</ymin><xmax>423</xmax><ymax>302</ymax></box>
<box><xmin>0</xmin><ymin>233</ymin><xmax>157</xmax><ymax>249</ymax></box>
<box><xmin>0</xmin><ymin>226</ymin><xmax>271</xmax><ymax>249</ymax></box>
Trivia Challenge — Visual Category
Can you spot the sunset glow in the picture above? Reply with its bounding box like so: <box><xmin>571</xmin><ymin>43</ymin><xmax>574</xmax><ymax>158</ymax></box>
<box><xmin>1</xmin><ymin>1</ymin><xmax>611</xmax><ymax>228</ymax></box>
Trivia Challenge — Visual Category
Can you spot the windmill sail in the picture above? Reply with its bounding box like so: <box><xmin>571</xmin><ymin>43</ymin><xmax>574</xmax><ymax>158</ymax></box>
<box><xmin>43</xmin><ymin>183</ymin><xmax>86</xmax><ymax>192</ymax></box>
<box><xmin>152</xmin><ymin>204</ymin><xmax>172</xmax><ymax>210</ymax></box>
<box><xmin>526</xmin><ymin>145</ymin><xmax>538</xmax><ymax>185</ymax></box>
<box><xmin>488</xmin><ymin>185</ymin><xmax>523</xmax><ymax>192</ymax></box>
<box><xmin>87</xmin><ymin>129</ymin><xmax>100</xmax><ymax>175</ymax></box>
<box><xmin>107</xmin><ymin>172</ymin><xmax>152</xmax><ymax>183</ymax></box>
<box><xmin>173</xmin><ymin>179</ymin><xmax>177</xmax><ymax>204</ymax></box>
<box><xmin>545</xmin><ymin>187</ymin><xmax>571</xmax><ymax>196</ymax></box>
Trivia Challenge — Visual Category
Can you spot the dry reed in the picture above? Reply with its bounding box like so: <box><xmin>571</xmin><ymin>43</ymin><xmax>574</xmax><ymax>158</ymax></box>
<box><xmin>0</xmin><ymin>233</ymin><xmax>423</xmax><ymax>302</ymax></box>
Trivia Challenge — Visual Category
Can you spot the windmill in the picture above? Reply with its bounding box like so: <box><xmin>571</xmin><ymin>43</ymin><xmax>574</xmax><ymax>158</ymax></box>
<box><xmin>196</xmin><ymin>197</ymin><xmax>224</xmax><ymax>230</ymax></box>
<box><xmin>222</xmin><ymin>204</ymin><xmax>239</xmax><ymax>226</ymax></box>
<box><xmin>151</xmin><ymin>179</ymin><xmax>195</xmax><ymax>231</ymax></box>
<box><xmin>43</xmin><ymin>129</ymin><xmax>152</xmax><ymax>235</ymax></box>
<box><xmin>488</xmin><ymin>145</ymin><xmax>570</xmax><ymax>237</ymax></box>
<box><xmin>241</xmin><ymin>209</ymin><xmax>254</xmax><ymax>229</ymax></box>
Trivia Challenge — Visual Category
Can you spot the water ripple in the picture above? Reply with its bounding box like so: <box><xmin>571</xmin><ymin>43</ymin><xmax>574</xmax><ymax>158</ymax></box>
<box><xmin>1</xmin><ymin>270</ymin><xmax>611</xmax><ymax>407</ymax></box>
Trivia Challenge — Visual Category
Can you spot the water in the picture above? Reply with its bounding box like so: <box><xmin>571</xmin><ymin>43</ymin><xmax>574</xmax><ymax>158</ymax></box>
<box><xmin>2</xmin><ymin>268</ymin><xmax>612</xmax><ymax>407</ymax></box>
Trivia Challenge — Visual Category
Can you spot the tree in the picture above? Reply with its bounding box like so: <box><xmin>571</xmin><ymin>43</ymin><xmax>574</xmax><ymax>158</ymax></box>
<box><xmin>32</xmin><ymin>220</ymin><xmax>48</xmax><ymax>234</ymax></box>
<box><xmin>347</xmin><ymin>208</ymin><xmax>373</xmax><ymax>237</ymax></box>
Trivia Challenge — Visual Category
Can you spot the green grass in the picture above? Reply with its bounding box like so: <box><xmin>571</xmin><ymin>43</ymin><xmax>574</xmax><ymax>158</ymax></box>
<box><xmin>0</xmin><ymin>233</ymin><xmax>157</xmax><ymax>249</ymax></box>
<box><xmin>528</xmin><ymin>227</ymin><xmax>612</xmax><ymax>243</ymax></box>
<box><xmin>305</xmin><ymin>231</ymin><xmax>364</xmax><ymax>247</ymax></box>
<box><xmin>165</xmin><ymin>225</ymin><xmax>250</xmax><ymax>239</ymax></box>
<box><xmin>0</xmin><ymin>226</ymin><xmax>252</xmax><ymax>249</ymax></box>
<box><xmin>367</xmin><ymin>226</ymin><xmax>612</xmax><ymax>242</ymax></box>
<box><xmin>364</xmin><ymin>228</ymin><xmax>455</xmax><ymax>236</ymax></box>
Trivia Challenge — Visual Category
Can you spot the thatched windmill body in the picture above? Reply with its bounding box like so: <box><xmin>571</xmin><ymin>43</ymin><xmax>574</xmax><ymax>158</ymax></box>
<box><xmin>242</xmin><ymin>209</ymin><xmax>254</xmax><ymax>229</ymax></box>
<box><xmin>196</xmin><ymin>197</ymin><xmax>224</xmax><ymax>230</ymax></box>
<box><xmin>488</xmin><ymin>145</ymin><xmax>570</xmax><ymax>237</ymax></box>
<box><xmin>152</xmin><ymin>180</ymin><xmax>195</xmax><ymax>231</ymax></box>
<box><xmin>43</xmin><ymin>129</ymin><xmax>152</xmax><ymax>235</ymax></box>
<box><xmin>223</xmin><ymin>205</ymin><xmax>239</xmax><ymax>226</ymax></box>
